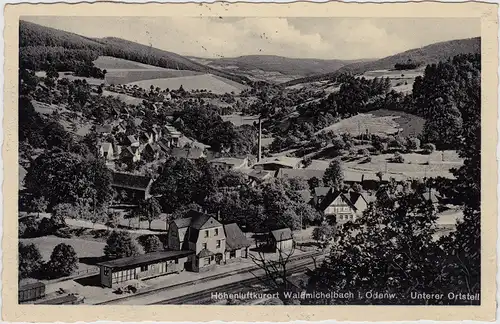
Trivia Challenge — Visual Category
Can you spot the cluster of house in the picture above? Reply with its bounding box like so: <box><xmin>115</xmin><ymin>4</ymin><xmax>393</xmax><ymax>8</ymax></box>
<box><xmin>97</xmin><ymin>121</ymin><xmax>209</xmax><ymax>167</ymax></box>
<box><xmin>107</xmin><ymin>84</ymin><xmax>173</xmax><ymax>102</ymax></box>
<box><xmin>97</xmin><ymin>209</ymin><xmax>295</xmax><ymax>288</ymax></box>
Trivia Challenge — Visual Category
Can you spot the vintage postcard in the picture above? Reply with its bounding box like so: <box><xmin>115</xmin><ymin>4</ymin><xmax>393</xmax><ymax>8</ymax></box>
<box><xmin>3</xmin><ymin>1</ymin><xmax>498</xmax><ymax>322</ymax></box>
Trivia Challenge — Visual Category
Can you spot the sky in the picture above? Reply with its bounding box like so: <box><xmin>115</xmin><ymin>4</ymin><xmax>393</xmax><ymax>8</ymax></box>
<box><xmin>22</xmin><ymin>16</ymin><xmax>480</xmax><ymax>60</ymax></box>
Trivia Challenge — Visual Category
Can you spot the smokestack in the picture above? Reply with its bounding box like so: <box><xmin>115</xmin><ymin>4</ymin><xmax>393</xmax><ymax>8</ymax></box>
<box><xmin>258</xmin><ymin>117</ymin><xmax>262</xmax><ymax>163</ymax></box>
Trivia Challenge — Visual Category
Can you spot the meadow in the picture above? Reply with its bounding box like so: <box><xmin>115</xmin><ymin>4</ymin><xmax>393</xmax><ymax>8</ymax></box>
<box><xmin>126</xmin><ymin>74</ymin><xmax>250</xmax><ymax>95</ymax></box>
<box><xmin>315</xmin><ymin>109</ymin><xmax>425</xmax><ymax>138</ymax></box>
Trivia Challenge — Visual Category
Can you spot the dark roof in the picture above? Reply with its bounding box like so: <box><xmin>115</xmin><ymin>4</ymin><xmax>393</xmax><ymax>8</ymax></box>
<box><xmin>314</xmin><ymin>187</ymin><xmax>331</xmax><ymax>197</ymax></box>
<box><xmin>171</xmin><ymin>147</ymin><xmax>204</xmax><ymax>159</ymax></box>
<box><xmin>197</xmin><ymin>248</ymin><xmax>215</xmax><ymax>258</ymax></box>
<box><xmin>97</xmin><ymin>250</ymin><xmax>194</xmax><ymax>269</ymax></box>
<box><xmin>224</xmin><ymin>223</ymin><xmax>251</xmax><ymax>250</ymax></box>
<box><xmin>173</xmin><ymin>217</ymin><xmax>193</xmax><ymax>229</ymax></box>
<box><xmin>19</xmin><ymin>281</ymin><xmax>45</xmax><ymax>291</ymax></box>
<box><xmin>96</xmin><ymin>125</ymin><xmax>112</xmax><ymax>133</ymax></box>
<box><xmin>112</xmin><ymin>172</ymin><xmax>152</xmax><ymax>191</ymax></box>
<box><xmin>348</xmin><ymin>191</ymin><xmax>367</xmax><ymax>206</ymax></box>
<box><xmin>271</xmin><ymin>228</ymin><xmax>293</xmax><ymax>242</ymax></box>
<box><xmin>144</xmin><ymin>143</ymin><xmax>159</xmax><ymax>152</ymax></box>
<box><xmin>319</xmin><ymin>190</ymin><xmax>358</xmax><ymax>212</ymax></box>
<box><xmin>187</xmin><ymin>210</ymin><xmax>221</xmax><ymax>230</ymax></box>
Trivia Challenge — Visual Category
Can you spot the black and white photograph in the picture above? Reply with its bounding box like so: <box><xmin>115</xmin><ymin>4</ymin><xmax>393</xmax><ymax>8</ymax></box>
<box><xmin>16</xmin><ymin>13</ymin><xmax>484</xmax><ymax>309</ymax></box>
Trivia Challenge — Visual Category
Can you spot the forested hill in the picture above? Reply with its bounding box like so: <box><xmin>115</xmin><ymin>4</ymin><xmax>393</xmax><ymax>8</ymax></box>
<box><xmin>284</xmin><ymin>37</ymin><xmax>481</xmax><ymax>86</ymax></box>
<box><xmin>197</xmin><ymin>55</ymin><xmax>373</xmax><ymax>77</ymax></box>
<box><xmin>19</xmin><ymin>20</ymin><xmax>252</xmax><ymax>84</ymax></box>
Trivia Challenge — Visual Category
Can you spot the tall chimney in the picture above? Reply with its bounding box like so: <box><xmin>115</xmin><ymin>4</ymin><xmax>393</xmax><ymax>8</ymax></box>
<box><xmin>257</xmin><ymin>117</ymin><xmax>262</xmax><ymax>163</ymax></box>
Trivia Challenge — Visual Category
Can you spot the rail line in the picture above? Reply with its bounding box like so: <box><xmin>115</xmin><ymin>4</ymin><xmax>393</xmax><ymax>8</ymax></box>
<box><xmin>150</xmin><ymin>261</ymin><xmax>316</xmax><ymax>305</ymax></box>
<box><xmin>97</xmin><ymin>251</ymin><xmax>322</xmax><ymax>305</ymax></box>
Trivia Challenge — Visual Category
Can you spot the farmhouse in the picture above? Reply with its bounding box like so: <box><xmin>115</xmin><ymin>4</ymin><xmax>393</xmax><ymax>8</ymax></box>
<box><xmin>223</xmin><ymin>223</ymin><xmax>252</xmax><ymax>262</ymax></box>
<box><xmin>245</xmin><ymin>168</ymin><xmax>275</xmax><ymax>186</ymax></box>
<box><xmin>269</xmin><ymin>228</ymin><xmax>294</xmax><ymax>252</ymax></box>
<box><xmin>111</xmin><ymin>172</ymin><xmax>153</xmax><ymax>203</ymax></box>
<box><xmin>97</xmin><ymin>250</ymin><xmax>194</xmax><ymax>288</ymax></box>
<box><xmin>319</xmin><ymin>189</ymin><xmax>368</xmax><ymax>224</ymax></box>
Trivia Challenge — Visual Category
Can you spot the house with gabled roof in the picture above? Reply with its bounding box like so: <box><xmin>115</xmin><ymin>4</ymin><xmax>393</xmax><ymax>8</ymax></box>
<box><xmin>319</xmin><ymin>189</ymin><xmax>368</xmax><ymax>224</ymax></box>
<box><xmin>269</xmin><ymin>228</ymin><xmax>294</xmax><ymax>252</ymax></box>
<box><xmin>140</xmin><ymin>131</ymin><xmax>154</xmax><ymax>145</ymax></box>
<box><xmin>223</xmin><ymin>223</ymin><xmax>252</xmax><ymax>262</ymax></box>
<box><xmin>111</xmin><ymin>172</ymin><xmax>152</xmax><ymax>203</ymax></box>
<box><xmin>167</xmin><ymin>210</ymin><xmax>227</xmax><ymax>272</ymax></box>
<box><xmin>142</xmin><ymin>143</ymin><xmax>160</xmax><ymax>161</ymax></box>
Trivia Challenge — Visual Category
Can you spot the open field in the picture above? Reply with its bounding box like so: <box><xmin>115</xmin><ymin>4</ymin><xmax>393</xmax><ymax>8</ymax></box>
<box><xmin>102</xmin><ymin>90</ymin><xmax>144</xmax><ymax>105</ymax></box>
<box><xmin>20</xmin><ymin>236</ymin><xmax>106</xmax><ymax>272</ymax></box>
<box><xmin>126</xmin><ymin>74</ymin><xmax>250</xmax><ymax>95</ymax></box>
<box><xmin>58</xmin><ymin>118</ymin><xmax>93</xmax><ymax>137</ymax></box>
<box><xmin>359</xmin><ymin>69</ymin><xmax>423</xmax><ymax>94</ymax></box>
<box><xmin>315</xmin><ymin>109</ymin><xmax>425</xmax><ymax>138</ymax></box>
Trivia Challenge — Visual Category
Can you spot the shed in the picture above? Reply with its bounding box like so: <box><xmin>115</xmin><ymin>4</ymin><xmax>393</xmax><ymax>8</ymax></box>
<box><xmin>269</xmin><ymin>228</ymin><xmax>294</xmax><ymax>252</ymax></box>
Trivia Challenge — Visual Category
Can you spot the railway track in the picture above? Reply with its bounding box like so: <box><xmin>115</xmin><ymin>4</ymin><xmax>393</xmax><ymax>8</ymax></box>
<box><xmin>98</xmin><ymin>251</ymin><xmax>322</xmax><ymax>305</ymax></box>
<box><xmin>150</xmin><ymin>261</ymin><xmax>315</xmax><ymax>305</ymax></box>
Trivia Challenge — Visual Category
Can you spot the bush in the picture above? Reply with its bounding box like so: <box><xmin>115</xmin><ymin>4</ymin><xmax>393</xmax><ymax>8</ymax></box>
<box><xmin>55</xmin><ymin>227</ymin><xmax>72</xmax><ymax>238</ymax></box>
<box><xmin>19</xmin><ymin>216</ymin><xmax>40</xmax><ymax>238</ymax></box>
<box><xmin>104</xmin><ymin>231</ymin><xmax>140</xmax><ymax>259</ymax></box>
<box><xmin>391</xmin><ymin>152</ymin><xmax>405</xmax><ymax>163</ymax></box>
<box><xmin>422</xmin><ymin>143</ymin><xmax>436</xmax><ymax>154</ymax></box>
<box><xmin>38</xmin><ymin>217</ymin><xmax>56</xmax><ymax>236</ymax></box>
<box><xmin>406</xmin><ymin>137</ymin><xmax>421</xmax><ymax>151</ymax></box>
<box><xmin>19</xmin><ymin>242</ymin><xmax>43</xmax><ymax>279</ymax></box>
<box><xmin>45</xmin><ymin>243</ymin><xmax>79</xmax><ymax>279</ymax></box>
<box><xmin>139</xmin><ymin>235</ymin><xmax>163</xmax><ymax>253</ymax></box>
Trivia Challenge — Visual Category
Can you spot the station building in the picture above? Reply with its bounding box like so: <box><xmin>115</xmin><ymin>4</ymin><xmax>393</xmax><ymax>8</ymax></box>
<box><xmin>97</xmin><ymin>250</ymin><xmax>193</xmax><ymax>288</ymax></box>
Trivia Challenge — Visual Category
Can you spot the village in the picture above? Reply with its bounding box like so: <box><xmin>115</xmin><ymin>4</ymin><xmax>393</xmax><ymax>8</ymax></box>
<box><xmin>18</xmin><ymin>18</ymin><xmax>479</xmax><ymax>306</ymax></box>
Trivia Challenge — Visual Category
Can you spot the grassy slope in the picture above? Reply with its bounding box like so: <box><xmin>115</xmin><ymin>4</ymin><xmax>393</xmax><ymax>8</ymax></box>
<box><xmin>284</xmin><ymin>37</ymin><xmax>480</xmax><ymax>86</ymax></box>
<box><xmin>20</xmin><ymin>20</ymin><xmax>251</xmax><ymax>85</ymax></box>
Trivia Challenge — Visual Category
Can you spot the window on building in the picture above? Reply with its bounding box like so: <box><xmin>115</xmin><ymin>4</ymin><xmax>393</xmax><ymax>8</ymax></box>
<box><xmin>140</xmin><ymin>265</ymin><xmax>148</xmax><ymax>272</ymax></box>
<box><xmin>216</xmin><ymin>240</ymin><xmax>221</xmax><ymax>248</ymax></box>
<box><xmin>175</xmin><ymin>259</ymin><xmax>179</xmax><ymax>264</ymax></box>
<box><xmin>204</xmin><ymin>257</ymin><xmax>211</xmax><ymax>266</ymax></box>
<box><xmin>204</xmin><ymin>230</ymin><xmax>209</xmax><ymax>238</ymax></box>
<box><xmin>104</xmin><ymin>268</ymin><xmax>109</xmax><ymax>276</ymax></box>
<box><xmin>230</xmin><ymin>250</ymin><xmax>236</xmax><ymax>259</ymax></box>
<box><xmin>214</xmin><ymin>228</ymin><xmax>219</xmax><ymax>236</ymax></box>
<box><xmin>202</xmin><ymin>243</ymin><xmax>207</xmax><ymax>250</ymax></box>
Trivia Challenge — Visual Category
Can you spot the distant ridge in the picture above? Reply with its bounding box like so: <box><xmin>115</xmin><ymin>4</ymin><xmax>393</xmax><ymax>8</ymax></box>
<box><xmin>283</xmin><ymin>37</ymin><xmax>481</xmax><ymax>86</ymax></box>
<box><xmin>195</xmin><ymin>55</ymin><xmax>375</xmax><ymax>77</ymax></box>
<box><xmin>19</xmin><ymin>20</ymin><xmax>252</xmax><ymax>85</ymax></box>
